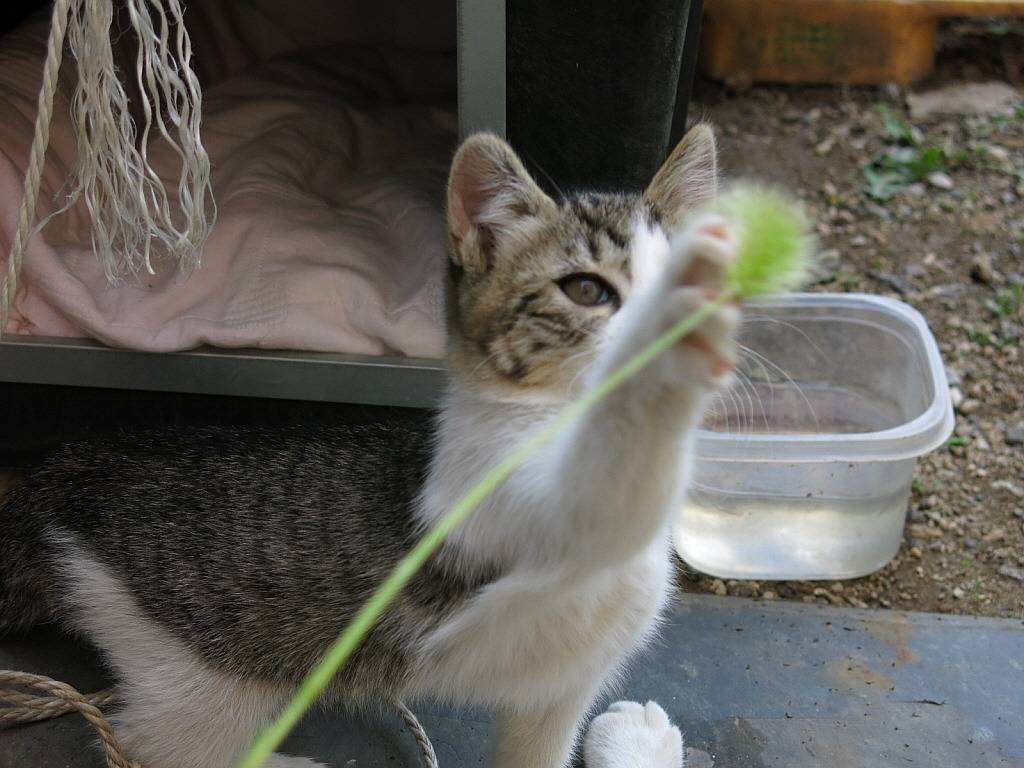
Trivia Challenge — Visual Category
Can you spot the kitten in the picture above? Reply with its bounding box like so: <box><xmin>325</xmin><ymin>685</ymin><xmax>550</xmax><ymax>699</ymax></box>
<box><xmin>0</xmin><ymin>124</ymin><xmax>738</xmax><ymax>768</ymax></box>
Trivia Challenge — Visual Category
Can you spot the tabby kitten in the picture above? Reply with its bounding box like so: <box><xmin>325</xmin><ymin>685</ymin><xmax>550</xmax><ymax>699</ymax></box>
<box><xmin>0</xmin><ymin>124</ymin><xmax>738</xmax><ymax>768</ymax></box>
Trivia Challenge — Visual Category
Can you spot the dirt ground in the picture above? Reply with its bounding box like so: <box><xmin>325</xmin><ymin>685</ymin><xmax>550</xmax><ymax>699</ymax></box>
<box><xmin>679</xmin><ymin>20</ymin><xmax>1024</xmax><ymax>619</ymax></box>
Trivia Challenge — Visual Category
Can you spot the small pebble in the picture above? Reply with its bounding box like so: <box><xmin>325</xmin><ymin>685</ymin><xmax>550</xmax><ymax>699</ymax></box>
<box><xmin>761</xmin><ymin>590</ymin><xmax>777</xmax><ymax>600</ymax></box>
<box><xmin>927</xmin><ymin>171</ymin><xmax>954</xmax><ymax>190</ymax></box>
<box><xmin>710</xmin><ymin>579</ymin><xmax>728</xmax><ymax>596</ymax></box>
<box><xmin>815</xmin><ymin>137</ymin><xmax>836</xmax><ymax>156</ymax></box>
<box><xmin>952</xmin><ymin>587</ymin><xmax>966</xmax><ymax>599</ymax></box>
<box><xmin>878</xmin><ymin>82</ymin><xmax>903</xmax><ymax>103</ymax></box>
<box><xmin>992</xmin><ymin>480</ymin><xmax>1024</xmax><ymax>498</ymax></box>
<box><xmin>986</xmin><ymin>145</ymin><xmax>1010</xmax><ymax>163</ymax></box>
<box><xmin>982</xmin><ymin>528</ymin><xmax>1007</xmax><ymax>544</ymax></box>
<box><xmin>970</xmin><ymin>254</ymin><xmax>996</xmax><ymax>285</ymax></box>
<box><xmin>729</xmin><ymin>580</ymin><xmax>761</xmax><ymax>598</ymax></box>
<box><xmin>997</xmin><ymin>565</ymin><xmax>1024</xmax><ymax>583</ymax></box>
<box><xmin>1005</xmin><ymin>424</ymin><xmax>1024</xmax><ymax>446</ymax></box>
<box><xmin>868</xmin><ymin>270</ymin><xmax>912</xmax><ymax>295</ymax></box>
<box><xmin>958</xmin><ymin>398</ymin><xmax>980</xmax><ymax>415</ymax></box>
<box><xmin>950</xmin><ymin>387</ymin><xmax>964</xmax><ymax>408</ymax></box>
<box><xmin>808</xmin><ymin>248</ymin><xmax>841</xmax><ymax>284</ymax></box>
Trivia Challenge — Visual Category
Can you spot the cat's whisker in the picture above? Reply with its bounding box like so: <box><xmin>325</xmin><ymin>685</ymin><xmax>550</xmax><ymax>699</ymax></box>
<box><xmin>742</xmin><ymin>315</ymin><xmax>827</xmax><ymax>362</ymax></box>
<box><xmin>736</xmin><ymin>348</ymin><xmax>774</xmax><ymax>432</ymax></box>
<box><xmin>729</xmin><ymin>380</ymin><xmax>753</xmax><ymax>438</ymax></box>
<box><xmin>736</xmin><ymin>343</ymin><xmax>820</xmax><ymax>431</ymax></box>
<box><xmin>732</xmin><ymin>368</ymin><xmax>767</xmax><ymax>434</ymax></box>
<box><xmin>730</xmin><ymin>371</ymin><xmax>755</xmax><ymax>434</ymax></box>
<box><xmin>522</xmin><ymin>152</ymin><xmax>566</xmax><ymax>201</ymax></box>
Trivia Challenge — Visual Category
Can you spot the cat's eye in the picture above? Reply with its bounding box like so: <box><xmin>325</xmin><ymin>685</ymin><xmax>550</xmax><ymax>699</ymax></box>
<box><xmin>558</xmin><ymin>274</ymin><xmax>618</xmax><ymax>308</ymax></box>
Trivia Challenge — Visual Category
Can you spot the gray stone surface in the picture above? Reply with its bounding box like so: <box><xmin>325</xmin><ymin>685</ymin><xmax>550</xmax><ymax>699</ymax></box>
<box><xmin>3</xmin><ymin>595</ymin><xmax>1022</xmax><ymax>767</ymax></box>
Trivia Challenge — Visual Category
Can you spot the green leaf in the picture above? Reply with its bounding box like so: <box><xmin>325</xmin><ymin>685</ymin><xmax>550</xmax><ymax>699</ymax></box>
<box><xmin>878</xmin><ymin>104</ymin><xmax>917</xmax><ymax>144</ymax></box>
<box><xmin>987</xmin><ymin>285</ymin><xmax>1022</xmax><ymax>318</ymax></box>
<box><xmin>862</xmin><ymin>145</ymin><xmax>950</xmax><ymax>201</ymax></box>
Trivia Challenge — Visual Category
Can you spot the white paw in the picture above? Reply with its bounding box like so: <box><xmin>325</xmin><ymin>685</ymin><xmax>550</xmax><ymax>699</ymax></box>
<box><xmin>583</xmin><ymin>700</ymin><xmax>684</xmax><ymax>768</ymax></box>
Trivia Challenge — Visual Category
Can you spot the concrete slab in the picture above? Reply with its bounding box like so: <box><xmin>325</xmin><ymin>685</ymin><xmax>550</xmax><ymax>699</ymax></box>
<box><xmin>2</xmin><ymin>595</ymin><xmax>1022</xmax><ymax>767</ymax></box>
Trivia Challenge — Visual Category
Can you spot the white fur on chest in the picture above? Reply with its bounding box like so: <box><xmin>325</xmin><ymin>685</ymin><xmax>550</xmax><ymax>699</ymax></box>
<box><xmin>413</xmin><ymin>537</ymin><xmax>673</xmax><ymax>708</ymax></box>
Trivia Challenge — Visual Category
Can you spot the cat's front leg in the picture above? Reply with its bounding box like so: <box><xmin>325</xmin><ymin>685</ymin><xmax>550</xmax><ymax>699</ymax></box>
<box><xmin>543</xmin><ymin>215</ymin><xmax>741</xmax><ymax>567</ymax></box>
<box><xmin>491</xmin><ymin>689</ymin><xmax>596</xmax><ymax>768</ymax></box>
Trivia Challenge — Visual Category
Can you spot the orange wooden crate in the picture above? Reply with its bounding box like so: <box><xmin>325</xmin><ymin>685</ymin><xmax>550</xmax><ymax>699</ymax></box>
<box><xmin>701</xmin><ymin>0</ymin><xmax>1024</xmax><ymax>85</ymax></box>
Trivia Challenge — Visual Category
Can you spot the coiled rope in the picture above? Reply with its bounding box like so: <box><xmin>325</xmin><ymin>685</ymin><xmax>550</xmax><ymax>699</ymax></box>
<box><xmin>0</xmin><ymin>670</ymin><xmax>138</xmax><ymax>768</ymax></box>
<box><xmin>0</xmin><ymin>669</ymin><xmax>438</xmax><ymax>767</ymax></box>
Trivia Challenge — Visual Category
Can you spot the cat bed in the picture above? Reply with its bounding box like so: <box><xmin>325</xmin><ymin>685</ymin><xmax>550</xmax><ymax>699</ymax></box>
<box><xmin>0</xmin><ymin>4</ymin><xmax>455</xmax><ymax>357</ymax></box>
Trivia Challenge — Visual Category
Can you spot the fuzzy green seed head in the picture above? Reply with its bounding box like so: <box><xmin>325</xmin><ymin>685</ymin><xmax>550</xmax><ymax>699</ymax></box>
<box><xmin>713</xmin><ymin>185</ymin><xmax>813</xmax><ymax>298</ymax></box>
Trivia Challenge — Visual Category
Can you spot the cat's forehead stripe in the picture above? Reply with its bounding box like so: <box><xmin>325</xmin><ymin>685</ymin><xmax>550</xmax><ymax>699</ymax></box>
<box><xmin>568</xmin><ymin>198</ymin><xmax>633</xmax><ymax>254</ymax></box>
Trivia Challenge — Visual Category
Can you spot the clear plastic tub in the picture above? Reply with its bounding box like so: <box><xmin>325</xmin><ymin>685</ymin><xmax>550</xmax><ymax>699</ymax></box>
<box><xmin>675</xmin><ymin>293</ymin><xmax>955</xmax><ymax>581</ymax></box>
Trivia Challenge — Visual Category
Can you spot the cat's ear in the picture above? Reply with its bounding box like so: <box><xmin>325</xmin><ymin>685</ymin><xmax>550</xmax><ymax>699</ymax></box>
<box><xmin>446</xmin><ymin>133</ymin><xmax>555</xmax><ymax>273</ymax></box>
<box><xmin>645</xmin><ymin>123</ymin><xmax>718</xmax><ymax>233</ymax></box>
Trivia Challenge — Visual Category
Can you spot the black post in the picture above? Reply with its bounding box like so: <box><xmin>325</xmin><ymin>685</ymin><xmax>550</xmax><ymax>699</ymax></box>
<box><xmin>507</xmin><ymin>0</ymin><xmax>699</xmax><ymax>195</ymax></box>
<box><xmin>670</xmin><ymin>0</ymin><xmax>704</xmax><ymax>146</ymax></box>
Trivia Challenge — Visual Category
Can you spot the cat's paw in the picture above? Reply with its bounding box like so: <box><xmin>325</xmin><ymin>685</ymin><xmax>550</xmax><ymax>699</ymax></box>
<box><xmin>583</xmin><ymin>700</ymin><xmax>684</xmax><ymax>768</ymax></box>
<box><xmin>607</xmin><ymin>213</ymin><xmax>740</xmax><ymax>396</ymax></box>
<box><xmin>659</xmin><ymin>214</ymin><xmax>742</xmax><ymax>387</ymax></box>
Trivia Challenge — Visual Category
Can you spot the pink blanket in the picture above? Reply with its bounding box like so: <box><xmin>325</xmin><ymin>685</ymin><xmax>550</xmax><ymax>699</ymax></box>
<box><xmin>0</xmin><ymin>9</ymin><xmax>455</xmax><ymax>357</ymax></box>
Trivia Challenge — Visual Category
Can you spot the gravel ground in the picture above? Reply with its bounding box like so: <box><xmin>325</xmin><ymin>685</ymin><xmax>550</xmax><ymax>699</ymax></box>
<box><xmin>679</xmin><ymin>22</ymin><xmax>1024</xmax><ymax>619</ymax></box>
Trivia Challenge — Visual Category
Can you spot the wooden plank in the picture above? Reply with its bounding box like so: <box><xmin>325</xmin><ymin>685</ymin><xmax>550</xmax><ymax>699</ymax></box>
<box><xmin>702</xmin><ymin>0</ymin><xmax>1024</xmax><ymax>85</ymax></box>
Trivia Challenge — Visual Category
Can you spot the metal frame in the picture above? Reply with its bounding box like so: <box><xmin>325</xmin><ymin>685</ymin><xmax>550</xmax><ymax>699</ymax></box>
<box><xmin>458</xmin><ymin>0</ymin><xmax>506</xmax><ymax>137</ymax></box>
<box><xmin>0</xmin><ymin>336</ymin><xmax>446</xmax><ymax>407</ymax></box>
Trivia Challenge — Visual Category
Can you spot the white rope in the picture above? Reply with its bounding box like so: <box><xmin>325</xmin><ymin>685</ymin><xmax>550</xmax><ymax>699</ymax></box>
<box><xmin>0</xmin><ymin>0</ymin><xmax>76</xmax><ymax>333</ymax></box>
<box><xmin>1</xmin><ymin>0</ymin><xmax>215</xmax><ymax>335</ymax></box>
<box><xmin>61</xmin><ymin>0</ymin><xmax>214</xmax><ymax>282</ymax></box>
<box><xmin>395</xmin><ymin>699</ymin><xmax>440</xmax><ymax>768</ymax></box>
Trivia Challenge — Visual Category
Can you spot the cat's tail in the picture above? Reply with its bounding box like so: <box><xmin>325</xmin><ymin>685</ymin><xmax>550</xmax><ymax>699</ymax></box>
<box><xmin>0</xmin><ymin>470</ymin><xmax>57</xmax><ymax>634</ymax></box>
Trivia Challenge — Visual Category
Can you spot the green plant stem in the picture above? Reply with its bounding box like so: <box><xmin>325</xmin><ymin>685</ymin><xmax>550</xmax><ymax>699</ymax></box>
<box><xmin>237</xmin><ymin>294</ymin><xmax>729</xmax><ymax>768</ymax></box>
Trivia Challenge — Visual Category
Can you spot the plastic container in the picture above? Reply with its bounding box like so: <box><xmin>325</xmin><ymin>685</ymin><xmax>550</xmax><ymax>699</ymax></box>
<box><xmin>675</xmin><ymin>293</ymin><xmax>954</xmax><ymax>581</ymax></box>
